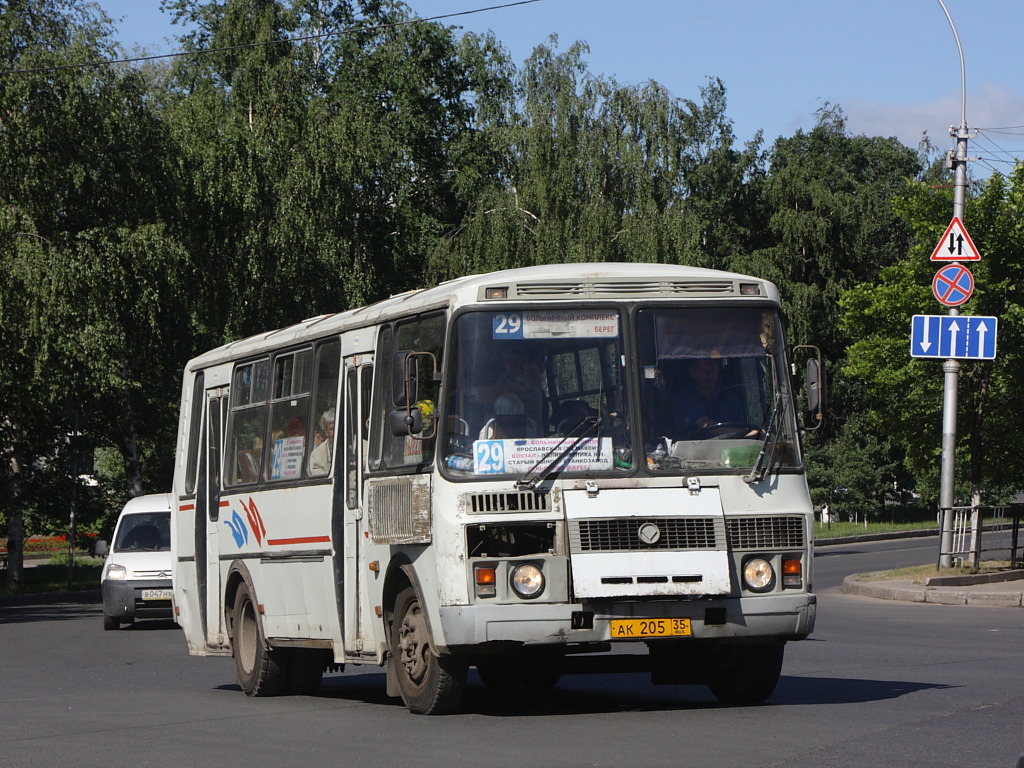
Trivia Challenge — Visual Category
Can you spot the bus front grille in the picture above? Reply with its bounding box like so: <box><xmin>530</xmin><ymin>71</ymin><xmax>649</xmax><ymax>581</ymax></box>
<box><xmin>367</xmin><ymin>477</ymin><xmax>432</xmax><ymax>544</ymax></box>
<box><xmin>569</xmin><ymin>517</ymin><xmax>721</xmax><ymax>552</ymax></box>
<box><xmin>726</xmin><ymin>515</ymin><xmax>805</xmax><ymax>549</ymax></box>
<box><xmin>507</xmin><ymin>279</ymin><xmax>738</xmax><ymax>300</ymax></box>
<box><xmin>467</xmin><ymin>491</ymin><xmax>552</xmax><ymax>514</ymax></box>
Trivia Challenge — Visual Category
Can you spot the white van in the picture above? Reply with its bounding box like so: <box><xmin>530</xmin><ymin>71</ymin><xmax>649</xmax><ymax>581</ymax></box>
<box><xmin>100</xmin><ymin>494</ymin><xmax>173</xmax><ymax>630</ymax></box>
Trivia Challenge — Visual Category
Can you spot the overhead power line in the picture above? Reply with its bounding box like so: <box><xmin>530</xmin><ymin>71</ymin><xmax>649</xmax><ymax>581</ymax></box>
<box><xmin>0</xmin><ymin>0</ymin><xmax>543</xmax><ymax>77</ymax></box>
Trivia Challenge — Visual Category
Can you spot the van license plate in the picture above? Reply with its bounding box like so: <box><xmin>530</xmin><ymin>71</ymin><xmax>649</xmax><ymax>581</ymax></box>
<box><xmin>142</xmin><ymin>589</ymin><xmax>173</xmax><ymax>601</ymax></box>
<box><xmin>610</xmin><ymin>618</ymin><xmax>691</xmax><ymax>638</ymax></box>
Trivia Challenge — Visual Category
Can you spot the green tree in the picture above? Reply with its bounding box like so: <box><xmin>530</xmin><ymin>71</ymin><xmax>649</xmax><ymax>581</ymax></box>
<box><xmin>428</xmin><ymin>39</ymin><xmax>762</xmax><ymax>279</ymax></box>
<box><xmin>1</xmin><ymin>0</ymin><xmax>190</xmax><ymax>589</ymax></box>
<box><xmin>163</xmin><ymin>0</ymin><xmax>501</xmax><ymax>339</ymax></box>
<box><xmin>842</xmin><ymin>165</ymin><xmax>1024</xmax><ymax>505</ymax></box>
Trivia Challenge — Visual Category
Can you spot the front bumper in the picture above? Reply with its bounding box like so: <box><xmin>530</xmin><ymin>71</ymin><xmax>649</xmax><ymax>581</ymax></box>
<box><xmin>439</xmin><ymin>592</ymin><xmax>816</xmax><ymax>649</ymax></box>
<box><xmin>101</xmin><ymin>578</ymin><xmax>173</xmax><ymax>620</ymax></box>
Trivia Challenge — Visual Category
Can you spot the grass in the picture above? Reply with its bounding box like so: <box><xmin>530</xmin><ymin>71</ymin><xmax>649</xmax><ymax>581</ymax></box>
<box><xmin>815</xmin><ymin>520</ymin><xmax>939</xmax><ymax>540</ymax></box>
<box><xmin>0</xmin><ymin>558</ymin><xmax>103</xmax><ymax>596</ymax></box>
<box><xmin>855</xmin><ymin>560</ymin><xmax>1014</xmax><ymax>583</ymax></box>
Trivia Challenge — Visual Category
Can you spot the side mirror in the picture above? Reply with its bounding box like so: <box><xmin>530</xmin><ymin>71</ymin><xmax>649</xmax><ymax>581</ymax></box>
<box><xmin>806</xmin><ymin>358</ymin><xmax>823</xmax><ymax>413</ymax></box>
<box><xmin>392</xmin><ymin>351</ymin><xmax>418</xmax><ymax>408</ymax></box>
<box><xmin>390</xmin><ymin>407</ymin><xmax>423</xmax><ymax>437</ymax></box>
<box><xmin>94</xmin><ymin>539</ymin><xmax>109</xmax><ymax>558</ymax></box>
<box><xmin>793</xmin><ymin>345</ymin><xmax>825</xmax><ymax>431</ymax></box>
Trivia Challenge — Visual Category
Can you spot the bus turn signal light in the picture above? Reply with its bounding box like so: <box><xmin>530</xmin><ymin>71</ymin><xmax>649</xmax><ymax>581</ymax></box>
<box><xmin>782</xmin><ymin>558</ymin><xmax>802</xmax><ymax>588</ymax></box>
<box><xmin>475</xmin><ymin>565</ymin><xmax>497</xmax><ymax>597</ymax></box>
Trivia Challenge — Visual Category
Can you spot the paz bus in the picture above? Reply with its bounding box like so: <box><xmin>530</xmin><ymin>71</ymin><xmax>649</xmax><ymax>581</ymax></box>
<box><xmin>170</xmin><ymin>262</ymin><xmax>822</xmax><ymax>714</ymax></box>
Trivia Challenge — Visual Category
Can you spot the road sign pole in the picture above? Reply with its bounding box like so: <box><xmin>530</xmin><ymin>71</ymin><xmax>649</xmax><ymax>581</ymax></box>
<box><xmin>937</xmin><ymin>0</ymin><xmax>969</xmax><ymax>568</ymax></box>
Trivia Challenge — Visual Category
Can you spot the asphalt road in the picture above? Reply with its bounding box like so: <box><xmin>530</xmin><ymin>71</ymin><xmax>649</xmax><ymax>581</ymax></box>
<box><xmin>1</xmin><ymin>536</ymin><xmax>1021</xmax><ymax>768</ymax></box>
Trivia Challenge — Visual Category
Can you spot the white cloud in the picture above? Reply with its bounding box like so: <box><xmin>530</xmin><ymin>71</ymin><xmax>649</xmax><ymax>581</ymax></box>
<box><xmin>844</xmin><ymin>83</ymin><xmax>1024</xmax><ymax>154</ymax></box>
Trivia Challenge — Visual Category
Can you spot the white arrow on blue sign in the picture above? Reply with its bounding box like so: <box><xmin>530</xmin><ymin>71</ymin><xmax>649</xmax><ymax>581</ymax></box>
<box><xmin>910</xmin><ymin>314</ymin><xmax>998</xmax><ymax>359</ymax></box>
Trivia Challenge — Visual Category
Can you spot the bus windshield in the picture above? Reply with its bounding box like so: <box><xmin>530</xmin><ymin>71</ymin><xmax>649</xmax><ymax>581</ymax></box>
<box><xmin>444</xmin><ymin>309</ymin><xmax>631</xmax><ymax>477</ymax></box>
<box><xmin>442</xmin><ymin>305</ymin><xmax>800</xmax><ymax>478</ymax></box>
<box><xmin>636</xmin><ymin>306</ymin><xmax>800</xmax><ymax>473</ymax></box>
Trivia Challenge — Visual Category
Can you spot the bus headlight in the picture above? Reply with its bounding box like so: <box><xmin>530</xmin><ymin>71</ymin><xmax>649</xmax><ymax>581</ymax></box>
<box><xmin>510</xmin><ymin>563</ymin><xmax>545</xmax><ymax>599</ymax></box>
<box><xmin>742</xmin><ymin>557</ymin><xmax>775</xmax><ymax>592</ymax></box>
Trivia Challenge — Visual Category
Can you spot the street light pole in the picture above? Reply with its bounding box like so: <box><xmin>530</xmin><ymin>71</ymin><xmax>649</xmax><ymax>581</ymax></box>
<box><xmin>937</xmin><ymin>0</ymin><xmax>968</xmax><ymax>568</ymax></box>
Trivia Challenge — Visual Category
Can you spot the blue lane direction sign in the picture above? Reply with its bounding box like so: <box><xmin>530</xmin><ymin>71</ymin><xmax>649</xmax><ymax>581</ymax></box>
<box><xmin>910</xmin><ymin>315</ymin><xmax>998</xmax><ymax>359</ymax></box>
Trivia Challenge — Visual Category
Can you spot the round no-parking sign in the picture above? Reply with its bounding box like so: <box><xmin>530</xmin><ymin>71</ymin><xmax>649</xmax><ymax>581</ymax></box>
<box><xmin>932</xmin><ymin>263</ymin><xmax>974</xmax><ymax>307</ymax></box>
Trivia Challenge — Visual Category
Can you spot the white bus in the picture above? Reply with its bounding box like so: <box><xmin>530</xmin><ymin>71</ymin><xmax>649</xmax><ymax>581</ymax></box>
<box><xmin>171</xmin><ymin>262</ymin><xmax>822</xmax><ymax>714</ymax></box>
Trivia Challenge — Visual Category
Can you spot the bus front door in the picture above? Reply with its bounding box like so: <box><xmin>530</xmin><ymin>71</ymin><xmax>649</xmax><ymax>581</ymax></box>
<box><xmin>341</xmin><ymin>357</ymin><xmax>374</xmax><ymax>657</ymax></box>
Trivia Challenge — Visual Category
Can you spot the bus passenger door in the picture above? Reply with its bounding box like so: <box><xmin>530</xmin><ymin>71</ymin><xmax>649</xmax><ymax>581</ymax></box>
<box><xmin>203</xmin><ymin>387</ymin><xmax>229</xmax><ymax>647</ymax></box>
<box><xmin>341</xmin><ymin>356</ymin><xmax>373</xmax><ymax>656</ymax></box>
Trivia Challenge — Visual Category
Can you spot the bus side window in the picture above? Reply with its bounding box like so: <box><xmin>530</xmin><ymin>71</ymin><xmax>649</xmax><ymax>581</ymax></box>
<box><xmin>266</xmin><ymin>349</ymin><xmax>313</xmax><ymax>482</ymax></box>
<box><xmin>184</xmin><ymin>371</ymin><xmax>205</xmax><ymax>495</ymax></box>
<box><xmin>372</xmin><ymin>313</ymin><xmax>445</xmax><ymax>470</ymax></box>
<box><xmin>308</xmin><ymin>340</ymin><xmax>340</xmax><ymax>478</ymax></box>
<box><xmin>225</xmin><ymin>360</ymin><xmax>269</xmax><ymax>487</ymax></box>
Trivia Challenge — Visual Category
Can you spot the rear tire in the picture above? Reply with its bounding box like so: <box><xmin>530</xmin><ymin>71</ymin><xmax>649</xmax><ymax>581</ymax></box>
<box><xmin>390</xmin><ymin>586</ymin><xmax>467</xmax><ymax>715</ymax></box>
<box><xmin>707</xmin><ymin>643</ymin><xmax>784</xmax><ymax>705</ymax></box>
<box><xmin>231</xmin><ymin>581</ymin><xmax>287</xmax><ymax>696</ymax></box>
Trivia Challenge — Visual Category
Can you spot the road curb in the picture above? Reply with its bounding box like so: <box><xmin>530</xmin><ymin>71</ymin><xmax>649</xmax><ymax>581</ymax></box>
<box><xmin>0</xmin><ymin>590</ymin><xmax>101</xmax><ymax>608</ymax></box>
<box><xmin>841</xmin><ymin>574</ymin><xmax>1024</xmax><ymax>607</ymax></box>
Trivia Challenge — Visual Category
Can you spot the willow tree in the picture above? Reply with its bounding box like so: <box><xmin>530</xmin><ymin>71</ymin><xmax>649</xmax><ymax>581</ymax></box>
<box><xmin>1</xmin><ymin>0</ymin><xmax>187</xmax><ymax>587</ymax></box>
<box><xmin>162</xmin><ymin>0</ymin><xmax>504</xmax><ymax>338</ymax></box>
<box><xmin>427</xmin><ymin>39</ymin><xmax>762</xmax><ymax>280</ymax></box>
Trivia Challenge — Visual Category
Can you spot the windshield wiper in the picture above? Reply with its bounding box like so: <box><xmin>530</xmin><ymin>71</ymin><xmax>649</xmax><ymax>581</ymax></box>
<box><xmin>515</xmin><ymin>416</ymin><xmax>601</xmax><ymax>491</ymax></box>
<box><xmin>743</xmin><ymin>393</ymin><xmax>783</xmax><ymax>485</ymax></box>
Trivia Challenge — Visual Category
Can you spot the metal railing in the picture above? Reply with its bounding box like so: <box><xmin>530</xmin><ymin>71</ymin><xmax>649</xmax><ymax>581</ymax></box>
<box><xmin>938</xmin><ymin>503</ymin><xmax>1023</xmax><ymax>569</ymax></box>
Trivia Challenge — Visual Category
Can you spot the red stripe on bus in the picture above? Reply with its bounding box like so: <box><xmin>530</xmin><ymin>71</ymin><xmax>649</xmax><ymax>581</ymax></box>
<box><xmin>219</xmin><ymin>500</ymin><xmax>230</xmax><ymax>507</ymax></box>
<box><xmin>179</xmin><ymin>504</ymin><xmax>195</xmax><ymax>511</ymax></box>
<box><xmin>266</xmin><ymin>536</ymin><xmax>331</xmax><ymax>546</ymax></box>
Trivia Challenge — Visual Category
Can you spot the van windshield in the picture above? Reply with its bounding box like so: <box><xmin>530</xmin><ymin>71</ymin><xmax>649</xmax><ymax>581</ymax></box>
<box><xmin>114</xmin><ymin>512</ymin><xmax>172</xmax><ymax>552</ymax></box>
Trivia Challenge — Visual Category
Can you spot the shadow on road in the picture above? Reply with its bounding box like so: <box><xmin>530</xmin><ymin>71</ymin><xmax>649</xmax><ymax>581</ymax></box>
<box><xmin>0</xmin><ymin>603</ymin><xmax>100</xmax><ymax>625</ymax></box>
<box><xmin>283</xmin><ymin>668</ymin><xmax>953</xmax><ymax>716</ymax></box>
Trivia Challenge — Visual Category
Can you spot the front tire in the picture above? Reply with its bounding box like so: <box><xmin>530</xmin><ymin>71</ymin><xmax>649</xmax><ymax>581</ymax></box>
<box><xmin>390</xmin><ymin>586</ymin><xmax>467</xmax><ymax>715</ymax></box>
<box><xmin>707</xmin><ymin>643</ymin><xmax>784</xmax><ymax>705</ymax></box>
<box><xmin>232</xmin><ymin>581</ymin><xmax>288</xmax><ymax>697</ymax></box>
<box><xmin>102</xmin><ymin>612</ymin><xmax>120</xmax><ymax>631</ymax></box>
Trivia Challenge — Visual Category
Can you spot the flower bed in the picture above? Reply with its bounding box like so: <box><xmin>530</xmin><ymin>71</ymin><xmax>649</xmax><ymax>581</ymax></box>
<box><xmin>1</xmin><ymin>532</ymin><xmax>99</xmax><ymax>555</ymax></box>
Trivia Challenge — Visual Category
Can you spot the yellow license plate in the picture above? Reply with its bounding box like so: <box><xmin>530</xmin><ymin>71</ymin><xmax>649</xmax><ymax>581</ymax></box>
<box><xmin>609</xmin><ymin>618</ymin><xmax>691</xmax><ymax>639</ymax></box>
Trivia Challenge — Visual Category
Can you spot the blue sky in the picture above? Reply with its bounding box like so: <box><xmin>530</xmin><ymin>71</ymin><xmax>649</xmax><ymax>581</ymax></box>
<box><xmin>99</xmin><ymin>0</ymin><xmax>1024</xmax><ymax>176</ymax></box>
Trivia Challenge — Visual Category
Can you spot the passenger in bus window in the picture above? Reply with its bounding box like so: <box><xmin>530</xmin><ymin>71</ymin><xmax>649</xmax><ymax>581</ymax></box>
<box><xmin>478</xmin><ymin>393</ymin><xmax>535</xmax><ymax>440</ymax></box>
<box><xmin>308</xmin><ymin>409</ymin><xmax>335</xmax><ymax>476</ymax></box>
<box><xmin>552</xmin><ymin>400</ymin><xmax>597</xmax><ymax>436</ymax></box>
<box><xmin>472</xmin><ymin>346</ymin><xmax>544</xmax><ymax>433</ymax></box>
<box><xmin>667</xmin><ymin>358</ymin><xmax>744</xmax><ymax>437</ymax></box>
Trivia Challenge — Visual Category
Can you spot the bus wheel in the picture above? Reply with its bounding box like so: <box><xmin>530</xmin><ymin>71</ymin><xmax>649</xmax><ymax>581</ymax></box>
<box><xmin>232</xmin><ymin>582</ymin><xmax>287</xmax><ymax>697</ymax></box>
<box><xmin>706</xmin><ymin>643</ymin><xmax>784</xmax><ymax>705</ymax></box>
<box><xmin>102</xmin><ymin>612</ymin><xmax>120</xmax><ymax>631</ymax></box>
<box><xmin>390</xmin><ymin>586</ymin><xmax>467</xmax><ymax>715</ymax></box>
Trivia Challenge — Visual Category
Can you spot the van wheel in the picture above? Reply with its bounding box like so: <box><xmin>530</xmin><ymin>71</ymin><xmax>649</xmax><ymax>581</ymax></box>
<box><xmin>102</xmin><ymin>612</ymin><xmax>119</xmax><ymax>631</ymax></box>
<box><xmin>707</xmin><ymin>643</ymin><xmax>784</xmax><ymax>705</ymax></box>
<box><xmin>232</xmin><ymin>581</ymin><xmax>287</xmax><ymax>696</ymax></box>
<box><xmin>390</xmin><ymin>586</ymin><xmax>467</xmax><ymax>715</ymax></box>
